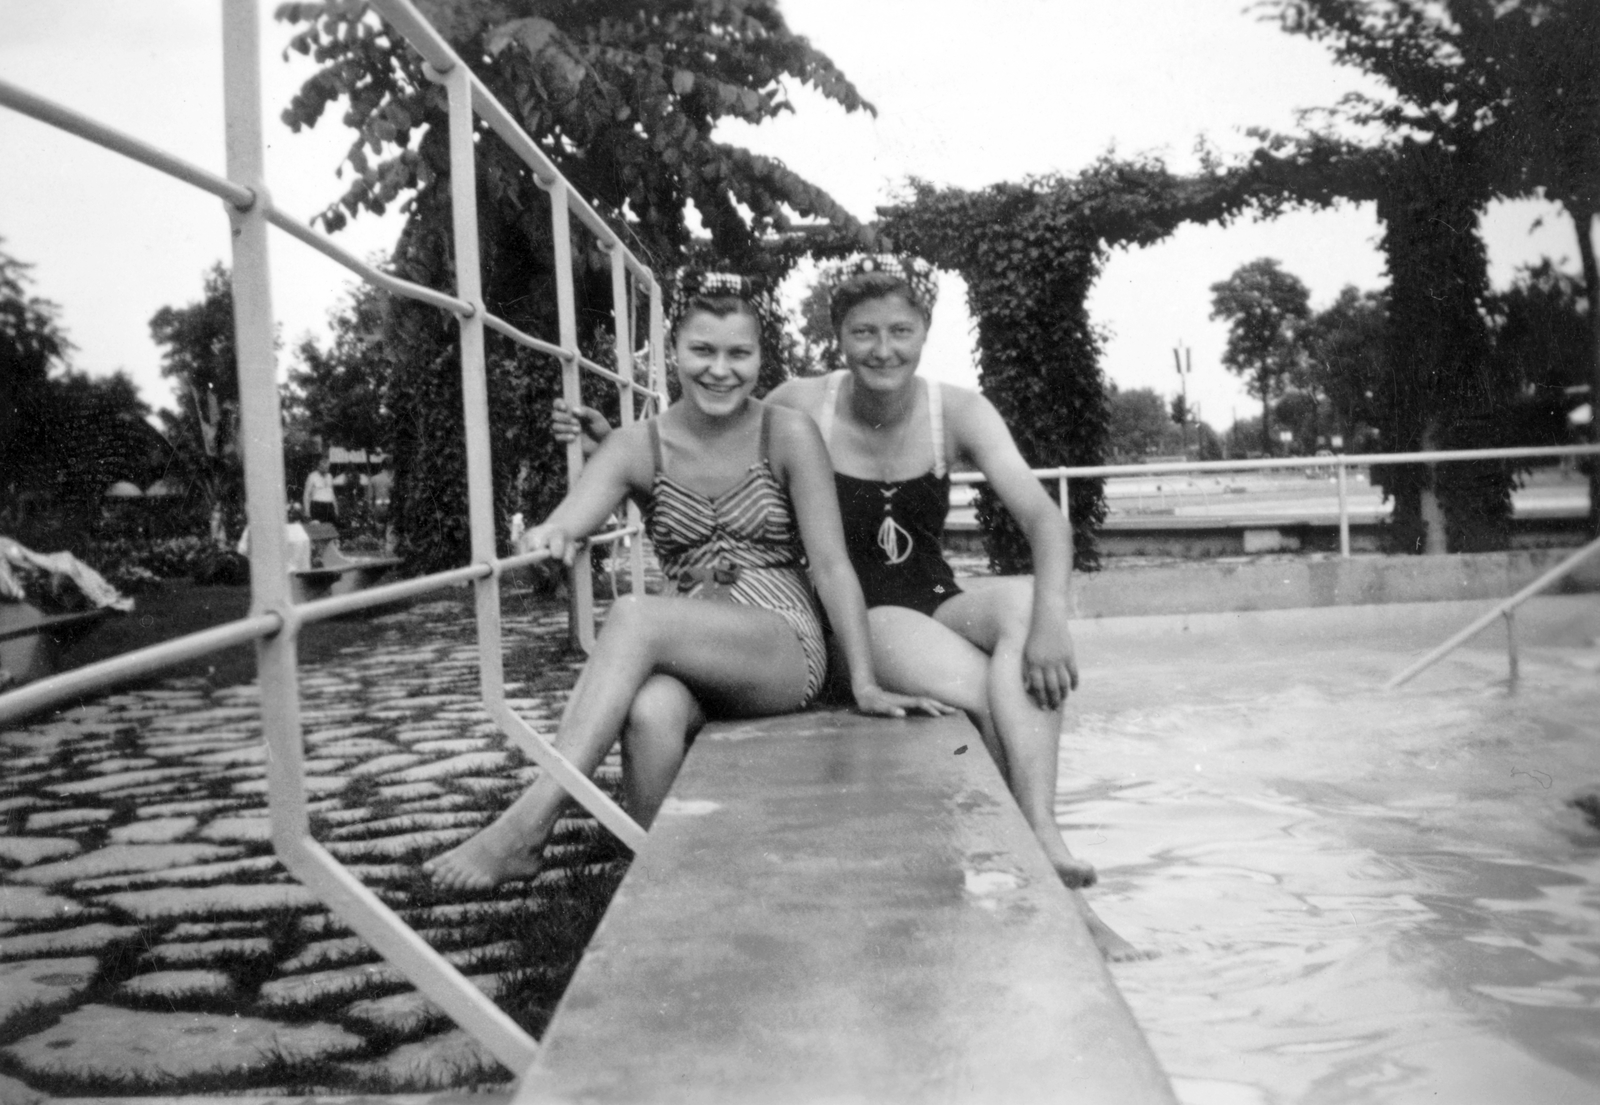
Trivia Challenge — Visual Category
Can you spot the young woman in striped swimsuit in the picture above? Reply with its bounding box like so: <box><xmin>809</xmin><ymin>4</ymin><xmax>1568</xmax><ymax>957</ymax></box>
<box><xmin>426</xmin><ymin>271</ymin><xmax>949</xmax><ymax>890</ymax></box>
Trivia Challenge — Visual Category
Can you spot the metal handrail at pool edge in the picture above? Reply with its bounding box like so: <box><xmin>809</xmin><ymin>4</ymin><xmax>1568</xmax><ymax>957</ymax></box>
<box><xmin>1384</xmin><ymin>533</ymin><xmax>1600</xmax><ymax>689</ymax></box>
<box><xmin>953</xmin><ymin>443</ymin><xmax>1600</xmax><ymax>559</ymax></box>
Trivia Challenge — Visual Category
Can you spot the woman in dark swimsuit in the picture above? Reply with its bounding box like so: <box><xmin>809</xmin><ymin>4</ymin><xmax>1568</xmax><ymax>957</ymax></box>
<box><xmin>428</xmin><ymin>271</ymin><xmax>947</xmax><ymax>891</ymax></box>
<box><xmin>770</xmin><ymin>255</ymin><xmax>1138</xmax><ymax>960</ymax></box>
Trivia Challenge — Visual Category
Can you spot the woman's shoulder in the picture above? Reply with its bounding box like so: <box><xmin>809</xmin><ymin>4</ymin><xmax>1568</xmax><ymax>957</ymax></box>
<box><xmin>764</xmin><ymin>373</ymin><xmax>832</xmax><ymax>416</ymax></box>
<box><xmin>761</xmin><ymin>398</ymin><xmax>823</xmax><ymax>440</ymax></box>
<box><xmin>934</xmin><ymin>380</ymin><xmax>1002</xmax><ymax>428</ymax></box>
<box><xmin>935</xmin><ymin>382</ymin><xmax>1020</xmax><ymax>457</ymax></box>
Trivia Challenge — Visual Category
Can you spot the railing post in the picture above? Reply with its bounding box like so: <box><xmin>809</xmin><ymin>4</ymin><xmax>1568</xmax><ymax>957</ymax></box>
<box><xmin>1503</xmin><ymin>608</ymin><xmax>1519</xmax><ymax>687</ymax></box>
<box><xmin>221</xmin><ymin>0</ymin><xmax>304</xmax><ymax>841</ymax></box>
<box><xmin>437</xmin><ymin>62</ymin><xmax>508</xmax><ymax>706</ymax></box>
<box><xmin>1336</xmin><ymin>458</ymin><xmax>1351</xmax><ymax>558</ymax></box>
<box><xmin>1057</xmin><ymin>474</ymin><xmax>1070</xmax><ymax>524</ymax></box>
<box><xmin>609</xmin><ymin>248</ymin><xmax>646</xmax><ymax>597</ymax></box>
<box><xmin>649</xmin><ymin>279</ymin><xmax>668</xmax><ymax>404</ymax></box>
<box><xmin>549</xmin><ymin>182</ymin><xmax>594</xmax><ymax>651</ymax></box>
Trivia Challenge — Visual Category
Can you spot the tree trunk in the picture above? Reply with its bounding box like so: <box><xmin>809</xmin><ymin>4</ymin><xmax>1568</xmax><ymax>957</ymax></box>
<box><xmin>1570</xmin><ymin>199</ymin><xmax>1600</xmax><ymax>538</ymax></box>
<box><xmin>1261</xmin><ymin>380</ymin><xmax>1272</xmax><ymax>456</ymax></box>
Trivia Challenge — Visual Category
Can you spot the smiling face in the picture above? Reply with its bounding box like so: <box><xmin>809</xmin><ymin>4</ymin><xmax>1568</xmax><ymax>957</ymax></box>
<box><xmin>836</xmin><ymin>291</ymin><xmax>929</xmax><ymax>393</ymax></box>
<box><xmin>672</xmin><ymin>306</ymin><xmax>762</xmax><ymax>418</ymax></box>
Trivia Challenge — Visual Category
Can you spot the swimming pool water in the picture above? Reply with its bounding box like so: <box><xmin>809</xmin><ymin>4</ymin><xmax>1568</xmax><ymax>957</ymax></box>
<box><xmin>1064</xmin><ymin>598</ymin><xmax>1600</xmax><ymax>1105</ymax></box>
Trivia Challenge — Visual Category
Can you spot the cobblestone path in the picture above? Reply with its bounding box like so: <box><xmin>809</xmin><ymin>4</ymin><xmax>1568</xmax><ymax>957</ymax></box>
<box><xmin>0</xmin><ymin>590</ymin><xmax>626</xmax><ymax>1100</ymax></box>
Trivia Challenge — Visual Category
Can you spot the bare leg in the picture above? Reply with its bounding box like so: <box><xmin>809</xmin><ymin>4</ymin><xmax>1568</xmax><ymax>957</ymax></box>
<box><xmin>867</xmin><ymin>606</ymin><xmax>1007</xmax><ymax>774</ymax></box>
<box><xmin>866</xmin><ymin>586</ymin><xmax>1141</xmax><ymax>960</ymax></box>
<box><xmin>622</xmin><ymin>674</ymin><xmax>706</xmax><ymax>829</ymax></box>
<box><xmin>935</xmin><ymin>579</ymin><xmax>1095</xmax><ymax>889</ymax></box>
<box><xmin>426</xmin><ymin>595</ymin><xmax>807</xmax><ymax>890</ymax></box>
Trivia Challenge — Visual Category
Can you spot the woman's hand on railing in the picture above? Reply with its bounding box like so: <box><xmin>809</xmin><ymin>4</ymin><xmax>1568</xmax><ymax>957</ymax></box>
<box><xmin>852</xmin><ymin>684</ymin><xmax>958</xmax><ymax>720</ymax></box>
<box><xmin>552</xmin><ymin>399</ymin><xmax>612</xmax><ymax>459</ymax></box>
<box><xmin>518</xmin><ymin>523</ymin><xmax>578</xmax><ymax>566</ymax></box>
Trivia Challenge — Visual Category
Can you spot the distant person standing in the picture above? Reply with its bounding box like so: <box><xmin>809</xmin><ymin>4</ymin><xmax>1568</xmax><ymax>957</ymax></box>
<box><xmin>367</xmin><ymin>462</ymin><xmax>394</xmax><ymax>524</ymax></box>
<box><xmin>303</xmin><ymin>456</ymin><xmax>339</xmax><ymax>525</ymax></box>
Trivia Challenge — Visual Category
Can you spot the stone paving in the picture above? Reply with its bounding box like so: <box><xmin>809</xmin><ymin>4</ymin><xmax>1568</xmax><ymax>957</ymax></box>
<box><xmin>0</xmin><ymin>588</ymin><xmax>629</xmax><ymax>1099</ymax></box>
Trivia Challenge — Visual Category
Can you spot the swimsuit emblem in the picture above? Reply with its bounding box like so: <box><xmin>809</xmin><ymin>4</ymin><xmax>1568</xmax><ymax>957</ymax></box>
<box><xmin>876</xmin><ymin>515</ymin><xmax>913</xmax><ymax>565</ymax></box>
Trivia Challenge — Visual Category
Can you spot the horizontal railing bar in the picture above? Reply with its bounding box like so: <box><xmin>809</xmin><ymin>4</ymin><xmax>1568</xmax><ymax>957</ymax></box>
<box><xmin>369</xmin><ymin>0</ymin><xmax>459</xmax><ymax>76</ymax></box>
<box><xmin>478</xmin><ymin>312</ymin><xmax>654</xmax><ymax>398</ymax></box>
<box><xmin>295</xmin><ymin>527</ymin><xmax>641</xmax><ymax>628</ymax></box>
<box><xmin>264</xmin><ymin>208</ymin><xmax>472</xmax><ymax>317</ymax></box>
<box><xmin>1384</xmin><ymin>533</ymin><xmax>1600</xmax><ymax>689</ymax></box>
<box><xmin>292</xmin><ymin>564</ymin><xmax>488</xmax><ymax>626</ymax></box>
<box><xmin>0</xmin><ymin>612</ymin><xmax>282</xmax><ymax>727</ymax></box>
<box><xmin>0</xmin><ymin>77</ymin><xmax>255</xmax><ymax>208</ymax></box>
<box><xmin>0</xmin><ymin>525</ymin><xmax>644</xmax><ymax>726</ymax></box>
<box><xmin>479</xmin><ymin>311</ymin><xmax>567</xmax><ymax>360</ymax></box>
<box><xmin>583</xmin><ymin>525</ymin><xmax>636</xmax><ymax>548</ymax></box>
<box><xmin>949</xmin><ymin>443</ymin><xmax>1600</xmax><ymax>484</ymax></box>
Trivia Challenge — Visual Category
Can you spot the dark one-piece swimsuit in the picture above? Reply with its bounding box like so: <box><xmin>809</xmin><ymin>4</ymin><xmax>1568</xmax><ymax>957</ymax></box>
<box><xmin>817</xmin><ymin>371</ymin><xmax>962</xmax><ymax>618</ymax></box>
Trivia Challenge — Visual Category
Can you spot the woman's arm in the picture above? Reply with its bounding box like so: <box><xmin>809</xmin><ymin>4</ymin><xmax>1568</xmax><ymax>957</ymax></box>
<box><xmin>520</xmin><ymin>421</ymin><xmax>650</xmax><ymax>564</ymax></box>
<box><xmin>769</xmin><ymin>406</ymin><xmax>951</xmax><ymax>719</ymax></box>
<box><xmin>948</xmin><ymin>388</ymin><xmax>1078</xmax><ymax>708</ymax></box>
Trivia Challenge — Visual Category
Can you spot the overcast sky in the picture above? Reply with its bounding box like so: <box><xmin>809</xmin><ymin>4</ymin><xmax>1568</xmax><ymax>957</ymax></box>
<box><xmin>0</xmin><ymin>0</ymin><xmax>1579</xmax><ymax>434</ymax></box>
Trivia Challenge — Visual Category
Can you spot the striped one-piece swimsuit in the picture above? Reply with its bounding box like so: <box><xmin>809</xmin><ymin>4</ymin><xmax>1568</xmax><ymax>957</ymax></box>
<box><xmin>644</xmin><ymin>404</ymin><xmax>828</xmax><ymax>705</ymax></box>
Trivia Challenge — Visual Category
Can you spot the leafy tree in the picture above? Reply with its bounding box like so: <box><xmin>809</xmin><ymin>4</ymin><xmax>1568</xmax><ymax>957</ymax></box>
<box><xmin>1107</xmin><ymin>385</ymin><xmax>1179</xmax><ymax>461</ymax></box>
<box><xmin>1300</xmin><ymin>285</ymin><xmax>1386</xmax><ymax>449</ymax></box>
<box><xmin>278</xmin><ymin>0</ymin><xmax>873</xmax><ymax>572</ymax></box>
<box><xmin>795</xmin><ymin>276</ymin><xmax>839</xmax><ymax>376</ymax></box>
<box><xmin>1</xmin><ymin>241</ymin><xmax>168</xmax><ymax>548</ymax></box>
<box><xmin>1448</xmin><ymin>0</ymin><xmax>1600</xmax><ymax>528</ymax></box>
<box><xmin>1482</xmin><ymin>260</ymin><xmax>1592</xmax><ymax>448</ymax></box>
<box><xmin>149</xmin><ymin>264</ymin><xmax>243</xmax><ymax>531</ymax></box>
<box><xmin>284</xmin><ymin>282</ymin><xmax>393</xmax><ymax>456</ymax></box>
<box><xmin>1209</xmin><ymin>258</ymin><xmax>1311</xmax><ymax>456</ymax></box>
<box><xmin>1</xmin><ymin>240</ymin><xmax>74</xmax><ymax>504</ymax></box>
<box><xmin>1256</xmin><ymin>1</ymin><xmax>1524</xmax><ymax>549</ymax></box>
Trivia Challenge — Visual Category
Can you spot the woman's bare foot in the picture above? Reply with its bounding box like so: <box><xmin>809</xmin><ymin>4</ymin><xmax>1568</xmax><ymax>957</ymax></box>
<box><xmin>1038</xmin><ymin>831</ymin><xmax>1097</xmax><ymax>888</ymax></box>
<box><xmin>1085</xmin><ymin>910</ymin><xmax>1153</xmax><ymax>962</ymax></box>
<box><xmin>424</xmin><ymin>823</ymin><xmax>545</xmax><ymax>891</ymax></box>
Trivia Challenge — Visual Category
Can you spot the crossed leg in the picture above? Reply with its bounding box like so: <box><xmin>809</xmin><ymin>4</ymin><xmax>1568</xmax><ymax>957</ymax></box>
<box><xmin>426</xmin><ymin>594</ymin><xmax>806</xmax><ymax>890</ymax></box>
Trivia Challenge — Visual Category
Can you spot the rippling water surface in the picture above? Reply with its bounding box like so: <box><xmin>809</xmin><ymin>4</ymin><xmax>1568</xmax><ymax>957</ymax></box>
<box><xmin>1062</xmin><ymin>604</ymin><xmax>1600</xmax><ymax>1105</ymax></box>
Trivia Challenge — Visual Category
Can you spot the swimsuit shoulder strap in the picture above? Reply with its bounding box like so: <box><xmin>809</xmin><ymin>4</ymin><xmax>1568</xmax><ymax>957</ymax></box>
<box><xmin>758</xmin><ymin>402</ymin><xmax>772</xmax><ymax>463</ymax></box>
<box><xmin>927</xmin><ymin>379</ymin><xmax>947</xmax><ymax>479</ymax></box>
<box><xmin>817</xmin><ymin>370</ymin><xmax>847</xmax><ymax>450</ymax></box>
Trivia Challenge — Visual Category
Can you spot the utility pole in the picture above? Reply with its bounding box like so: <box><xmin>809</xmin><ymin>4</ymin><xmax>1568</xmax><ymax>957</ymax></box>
<box><xmin>1172</xmin><ymin>344</ymin><xmax>1192</xmax><ymax>456</ymax></box>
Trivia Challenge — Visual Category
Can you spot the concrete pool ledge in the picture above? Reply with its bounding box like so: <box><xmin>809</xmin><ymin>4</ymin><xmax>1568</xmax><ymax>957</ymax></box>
<box><xmin>1071</xmin><ymin>547</ymin><xmax>1600</xmax><ymax>619</ymax></box>
<box><xmin>518</xmin><ymin>712</ymin><xmax>1176</xmax><ymax>1105</ymax></box>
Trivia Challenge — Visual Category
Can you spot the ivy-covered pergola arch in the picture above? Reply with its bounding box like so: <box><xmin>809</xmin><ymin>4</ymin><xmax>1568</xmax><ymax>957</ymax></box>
<box><xmin>875</xmin><ymin>157</ymin><xmax>1283</xmax><ymax>571</ymax></box>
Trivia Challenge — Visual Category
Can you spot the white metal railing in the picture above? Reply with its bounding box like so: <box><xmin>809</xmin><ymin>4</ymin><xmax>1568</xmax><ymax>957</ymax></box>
<box><xmin>1384</xmin><ymin>534</ymin><xmax>1600</xmax><ymax>688</ymax></box>
<box><xmin>956</xmin><ymin>444</ymin><xmax>1600</xmax><ymax>559</ymax></box>
<box><xmin>0</xmin><ymin>0</ymin><xmax>671</xmax><ymax>1072</ymax></box>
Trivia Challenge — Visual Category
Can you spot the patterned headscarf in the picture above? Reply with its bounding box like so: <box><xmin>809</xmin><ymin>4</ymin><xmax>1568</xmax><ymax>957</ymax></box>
<box><xmin>669</xmin><ymin>268</ymin><xmax>785</xmax><ymax>343</ymax></box>
<box><xmin>819</xmin><ymin>253</ymin><xmax>939</xmax><ymax>322</ymax></box>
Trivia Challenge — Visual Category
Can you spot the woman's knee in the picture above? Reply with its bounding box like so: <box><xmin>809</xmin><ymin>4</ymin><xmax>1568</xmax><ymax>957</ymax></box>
<box><xmin>982</xmin><ymin>580</ymin><xmax>1035</xmax><ymax>645</ymax></box>
<box><xmin>597</xmin><ymin>593</ymin><xmax>662</xmax><ymax>646</ymax></box>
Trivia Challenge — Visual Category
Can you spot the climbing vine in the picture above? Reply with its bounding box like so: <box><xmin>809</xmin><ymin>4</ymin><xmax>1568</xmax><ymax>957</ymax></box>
<box><xmin>880</xmin><ymin>158</ymin><xmax>1264</xmax><ymax>571</ymax></box>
